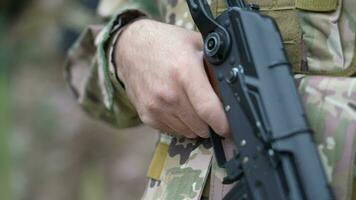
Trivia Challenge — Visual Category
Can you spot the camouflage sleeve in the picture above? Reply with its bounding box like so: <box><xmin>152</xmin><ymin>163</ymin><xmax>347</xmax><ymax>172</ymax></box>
<box><xmin>65</xmin><ymin>0</ymin><xmax>161</xmax><ymax>128</ymax></box>
<box><xmin>97</xmin><ymin>0</ymin><xmax>161</xmax><ymax>19</ymax></box>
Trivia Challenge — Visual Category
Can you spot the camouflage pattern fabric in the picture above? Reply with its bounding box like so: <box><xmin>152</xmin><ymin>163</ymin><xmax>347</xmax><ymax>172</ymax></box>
<box><xmin>142</xmin><ymin>136</ymin><xmax>213</xmax><ymax>200</ymax></box>
<box><xmin>208</xmin><ymin>140</ymin><xmax>236</xmax><ymax>199</ymax></box>
<box><xmin>298</xmin><ymin>75</ymin><xmax>356</xmax><ymax>199</ymax></box>
<box><xmin>298</xmin><ymin>0</ymin><xmax>356</xmax><ymax>76</ymax></box>
<box><xmin>65</xmin><ymin>0</ymin><xmax>356</xmax><ymax>199</ymax></box>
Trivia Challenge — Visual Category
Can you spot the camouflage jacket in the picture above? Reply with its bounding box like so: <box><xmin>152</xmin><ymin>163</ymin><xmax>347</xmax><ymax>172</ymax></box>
<box><xmin>65</xmin><ymin>0</ymin><xmax>356</xmax><ymax>199</ymax></box>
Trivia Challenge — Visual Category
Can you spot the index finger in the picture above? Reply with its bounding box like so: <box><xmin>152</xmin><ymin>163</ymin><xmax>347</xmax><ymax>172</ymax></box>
<box><xmin>181</xmin><ymin>52</ymin><xmax>230</xmax><ymax>137</ymax></box>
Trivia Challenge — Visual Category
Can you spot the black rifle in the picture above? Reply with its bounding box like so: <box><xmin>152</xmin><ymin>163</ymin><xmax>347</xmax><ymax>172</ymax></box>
<box><xmin>186</xmin><ymin>0</ymin><xmax>333</xmax><ymax>199</ymax></box>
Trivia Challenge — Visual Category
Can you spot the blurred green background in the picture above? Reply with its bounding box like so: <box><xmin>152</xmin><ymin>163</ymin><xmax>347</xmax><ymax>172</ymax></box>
<box><xmin>0</xmin><ymin>0</ymin><xmax>157</xmax><ymax>199</ymax></box>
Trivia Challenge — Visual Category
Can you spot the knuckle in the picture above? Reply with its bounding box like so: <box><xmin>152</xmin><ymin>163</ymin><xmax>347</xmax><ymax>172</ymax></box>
<box><xmin>169</xmin><ymin>64</ymin><xmax>184</xmax><ymax>83</ymax></box>
<box><xmin>162</xmin><ymin>90</ymin><xmax>179</xmax><ymax>105</ymax></box>
<box><xmin>196</xmin><ymin>101</ymin><xmax>215</xmax><ymax>120</ymax></box>
<box><xmin>144</xmin><ymin>99</ymin><xmax>161</xmax><ymax>113</ymax></box>
<box><xmin>138</xmin><ymin>94</ymin><xmax>160</xmax><ymax>115</ymax></box>
<box><xmin>154</xmin><ymin>87</ymin><xmax>179</xmax><ymax>106</ymax></box>
<box><xmin>184</xmin><ymin>32</ymin><xmax>203</xmax><ymax>48</ymax></box>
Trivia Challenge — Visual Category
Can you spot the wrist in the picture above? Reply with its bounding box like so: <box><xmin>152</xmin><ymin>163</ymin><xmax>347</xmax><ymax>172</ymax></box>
<box><xmin>109</xmin><ymin>16</ymin><xmax>149</xmax><ymax>88</ymax></box>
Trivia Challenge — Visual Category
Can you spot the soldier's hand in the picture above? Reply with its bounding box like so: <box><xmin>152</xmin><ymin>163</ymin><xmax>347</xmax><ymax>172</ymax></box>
<box><xmin>115</xmin><ymin>19</ymin><xmax>229</xmax><ymax>138</ymax></box>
